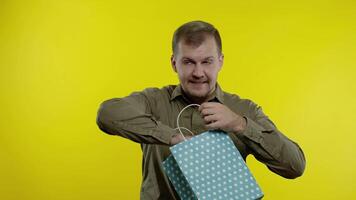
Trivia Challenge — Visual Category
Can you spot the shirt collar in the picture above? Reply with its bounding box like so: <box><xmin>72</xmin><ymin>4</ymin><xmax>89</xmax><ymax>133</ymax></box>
<box><xmin>170</xmin><ymin>83</ymin><xmax>225</xmax><ymax>104</ymax></box>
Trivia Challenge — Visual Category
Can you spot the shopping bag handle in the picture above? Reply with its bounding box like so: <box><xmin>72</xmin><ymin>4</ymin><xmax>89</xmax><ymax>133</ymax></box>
<box><xmin>175</xmin><ymin>104</ymin><xmax>200</xmax><ymax>141</ymax></box>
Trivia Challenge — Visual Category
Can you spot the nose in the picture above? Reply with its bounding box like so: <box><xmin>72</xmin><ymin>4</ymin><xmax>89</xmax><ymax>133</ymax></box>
<box><xmin>192</xmin><ymin>64</ymin><xmax>204</xmax><ymax>78</ymax></box>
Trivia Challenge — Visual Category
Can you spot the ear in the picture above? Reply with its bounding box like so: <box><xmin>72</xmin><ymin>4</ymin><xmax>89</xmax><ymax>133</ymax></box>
<box><xmin>218</xmin><ymin>53</ymin><xmax>224</xmax><ymax>71</ymax></box>
<box><xmin>171</xmin><ymin>54</ymin><xmax>177</xmax><ymax>73</ymax></box>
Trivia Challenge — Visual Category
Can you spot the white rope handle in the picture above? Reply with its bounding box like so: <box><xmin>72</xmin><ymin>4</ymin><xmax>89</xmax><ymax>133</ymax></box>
<box><xmin>176</xmin><ymin>104</ymin><xmax>200</xmax><ymax>141</ymax></box>
<box><xmin>174</xmin><ymin>127</ymin><xmax>195</xmax><ymax>136</ymax></box>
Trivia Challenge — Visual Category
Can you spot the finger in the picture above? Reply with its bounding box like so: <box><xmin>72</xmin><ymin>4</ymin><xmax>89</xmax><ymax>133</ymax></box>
<box><xmin>205</xmin><ymin>121</ymin><xmax>221</xmax><ymax>130</ymax></box>
<box><xmin>203</xmin><ymin>114</ymin><xmax>219</xmax><ymax>124</ymax></box>
<box><xmin>199</xmin><ymin>102</ymin><xmax>218</xmax><ymax>111</ymax></box>
<box><xmin>185</xmin><ymin>135</ymin><xmax>193</xmax><ymax>140</ymax></box>
<box><xmin>198</xmin><ymin>103</ymin><xmax>206</xmax><ymax>112</ymax></box>
<box><xmin>200</xmin><ymin>108</ymin><xmax>215</xmax><ymax>116</ymax></box>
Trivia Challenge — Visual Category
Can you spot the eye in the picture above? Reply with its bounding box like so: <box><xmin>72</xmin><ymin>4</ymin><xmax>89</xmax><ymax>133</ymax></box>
<box><xmin>202</xmin><ymin>60</ymin><xmax>213</xmax><ymax>65</ymax></box>
<box><xmin>183</xmin><ymin>60</ymin><xmax>193</xmax><ymax>65</ymax></box>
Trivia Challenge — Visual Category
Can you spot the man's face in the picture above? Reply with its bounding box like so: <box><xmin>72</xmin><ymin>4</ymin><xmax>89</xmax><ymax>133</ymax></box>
<box><xmin>171</xmin><ymin>36</ymin><xmax>224</xmax><ymax>102</ymax></box>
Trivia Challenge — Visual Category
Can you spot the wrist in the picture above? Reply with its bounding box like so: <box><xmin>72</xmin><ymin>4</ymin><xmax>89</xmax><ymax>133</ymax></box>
<box><xmin>233</xmin><ymin>116</ymin><xmax>247</xmax><ymax>133</ymax></box>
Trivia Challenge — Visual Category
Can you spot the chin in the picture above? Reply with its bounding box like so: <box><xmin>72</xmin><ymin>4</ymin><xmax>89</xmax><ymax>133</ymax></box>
<box><xmin>187</xmin><ymin>89</ymin><xmax>210</xmax><ymax>99</ymax></box>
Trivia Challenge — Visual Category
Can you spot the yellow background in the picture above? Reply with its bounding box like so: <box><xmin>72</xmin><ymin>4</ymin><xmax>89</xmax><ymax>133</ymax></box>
<box><xmin>1</xmin><ymin>0</ymin><xmax>355</xmax><ymax>199</ymax></box>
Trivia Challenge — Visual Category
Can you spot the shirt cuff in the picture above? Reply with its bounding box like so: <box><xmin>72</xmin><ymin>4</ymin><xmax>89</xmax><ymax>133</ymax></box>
<box><xmin>154</xmin><ymin>121</ymin><xmax>177</xmax><ymax>145</ymax></box>
<box><xmin>241</xmin><ymin>117</ymin><xmax>275</xmax><ymax>142</ymax></box>
<box><xmin>240</xmin><ymin>117</ymin><xmax>263</xmax><ymax>143</ymax></box>
<box><xmin>240</xmin><ymin>117</ymin><xmax>281</xmax><ymax>159</ymax></box>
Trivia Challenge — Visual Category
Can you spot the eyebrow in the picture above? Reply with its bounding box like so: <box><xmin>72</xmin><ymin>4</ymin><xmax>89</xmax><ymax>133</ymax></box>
<box><xmin>181</xmin><ymin>56</ymin><xmax>214</xmax><ymax>61</ymax></box>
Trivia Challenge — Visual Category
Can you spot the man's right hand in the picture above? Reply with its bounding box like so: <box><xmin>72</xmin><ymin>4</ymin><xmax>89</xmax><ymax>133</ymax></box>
<box><xmin>170</xmin><ymin>134</ymin><xmax>192</xmax><ymax>146</ymax></box>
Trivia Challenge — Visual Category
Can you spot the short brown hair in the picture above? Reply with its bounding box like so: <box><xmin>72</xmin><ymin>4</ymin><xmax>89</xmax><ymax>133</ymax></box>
<box><xmin>172</xmin><ymin>20</ymin><xmax>222</xmax><ymax>55</ymax></box>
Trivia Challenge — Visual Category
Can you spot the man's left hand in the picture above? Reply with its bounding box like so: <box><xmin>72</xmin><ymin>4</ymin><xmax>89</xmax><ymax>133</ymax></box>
<box><xmin>198</xmin><ymin>102</ymin><xmax>247</xmax><ymax>133</ymax></box>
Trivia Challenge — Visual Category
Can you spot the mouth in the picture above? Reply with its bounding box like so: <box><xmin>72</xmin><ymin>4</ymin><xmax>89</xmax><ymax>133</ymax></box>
<box><xmin>189</xmin><ymin>80</ymin><xmax>208</xmax><ymax>84</ymax></box>
<box><xmin>188</xmin><ymin>80</ymin><xmax>208</xmax><ymax>87</ymax></box>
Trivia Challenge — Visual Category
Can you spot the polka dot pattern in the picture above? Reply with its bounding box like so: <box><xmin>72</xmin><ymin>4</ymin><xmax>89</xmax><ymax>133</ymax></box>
<box><xmin>162</xmin><ymin>131</ymin><xmax>264</xmax><ymax>200</ymax></box>
<box><xmin>163</xmin><ymin>155</ymin><xmax>198</xmax><ymax>200</ymax></box>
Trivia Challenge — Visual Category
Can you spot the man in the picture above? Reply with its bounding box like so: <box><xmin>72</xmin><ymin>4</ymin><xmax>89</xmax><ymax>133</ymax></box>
<box><xmin>96</xmin><ymin>20</ymin><xmax>306</xmax><ymax>199</ymax></box>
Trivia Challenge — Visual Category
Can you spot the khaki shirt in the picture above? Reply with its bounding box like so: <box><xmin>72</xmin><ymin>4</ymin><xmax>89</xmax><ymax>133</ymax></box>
<box><xmin>96</xmin><ymin>84</ymin><xmax>306</xmax><ymax>200</ymax></box>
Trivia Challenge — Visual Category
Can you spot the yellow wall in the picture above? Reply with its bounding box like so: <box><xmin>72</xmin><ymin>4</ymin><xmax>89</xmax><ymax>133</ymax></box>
<box><xmin>1</xmin><ymin>0</ymin><xmax>355</xmax><ymax>199</ymax></box>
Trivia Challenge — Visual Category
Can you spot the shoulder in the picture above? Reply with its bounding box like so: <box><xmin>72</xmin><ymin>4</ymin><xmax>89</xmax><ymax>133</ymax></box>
<box><xmin>141</xmin><ymin>85</ymin><xmax>175</xmax><ymax>94</ymax></box>
<box><xmin>132</xmin><ymin>85</ymin><xmax>177</xmax><ymax>108</ymax></box>
<box><xmin>223</xmin><ymin>90</ymin><xmax>257</xmax><ymax>108</ymax></box>
<box><xmin>140</xmin><ymin>85</ymin><xmax>176</xmax><ymax>98</ymax></box>
<box><xmin>135</xmin><ymin>85</ymin><xmax>177</xmax><ymax>113</ymax></box>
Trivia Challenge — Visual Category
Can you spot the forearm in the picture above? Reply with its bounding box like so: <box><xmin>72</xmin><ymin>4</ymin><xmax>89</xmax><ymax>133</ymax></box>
<box><xmin>96</xmin><ymin>96</ymin><xmax>175</xmax><ymax>145</ymax></box>
<box><xmin>237</xmin><ymin>117</ymin><xmax>306</xmax><ymax>179</ymax></box>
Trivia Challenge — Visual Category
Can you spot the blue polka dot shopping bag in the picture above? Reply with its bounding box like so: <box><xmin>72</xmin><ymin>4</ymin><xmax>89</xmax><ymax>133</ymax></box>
<box><xmin>162</xmin><ymin>130</ymin><xmax>264</xmax><ymax>200</ymax></box>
